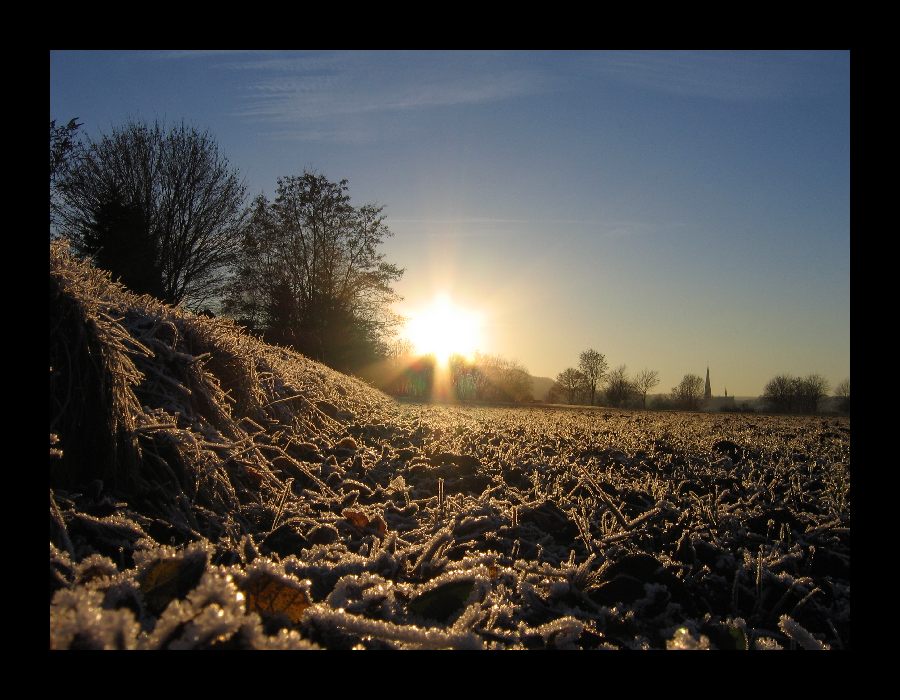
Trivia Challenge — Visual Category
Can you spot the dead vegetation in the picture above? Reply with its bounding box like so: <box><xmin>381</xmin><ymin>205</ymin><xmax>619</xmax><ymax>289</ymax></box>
<box><xmin>50</xmin><ymin>240</ymin><xmax>394</xmax><ymax>541</ymax></box>
<box><xmin>49</xmin><ymin>243</ymin><xmax>850</xmax><ymax>649</ymax></box>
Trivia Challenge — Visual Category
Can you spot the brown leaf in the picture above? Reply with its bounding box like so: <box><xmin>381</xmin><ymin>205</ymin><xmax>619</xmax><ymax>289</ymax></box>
<box><xmin>409</xmin><ymin>579</ymin><xmax>476</xmax><ymax>623</ymax></box>
<box><xmin>243</xmin><ymin>465</ymin><xmax>264</xmax><ymax>486</ymax></box>
<box><xmin>140</xmin><ymin>557</ymin><xmax>205</xmax><ymax>616</ymax></box>
<box><xmin>240</xmin><ymin>571</ymin><xmax>311</xmax><ymax>624</ymax></box>
<box><xmin>342</xmin><ymin>509</ymin><xmax>370</xmax><ymax>529</ymax></box>
<box><xmin>342</xmin><ymin>509</ymin><xmax>388</xmax><ymax>537</ymax></box>
<box><xmin>369</xmin><ymin>514</ymin><xmax>388</xmax><ymax>537</ymax></box>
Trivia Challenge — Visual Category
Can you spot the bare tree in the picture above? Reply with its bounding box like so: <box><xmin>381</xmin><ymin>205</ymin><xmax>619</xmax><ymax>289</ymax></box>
<box><xmin>579</xmin><ymin>349</ymin><xmax>608</xmax><ymax>406</ymax></box>
<box><xmin>762</xmin><ymin>373</ymin><xmax>830</xmax><ymax>414</ymax></box>
<box><xmin>50</xmin><ymin>118</ymin><xmax>81</xmax><ymax>179</ymax></box>
<box><xmin>634</xmin><ymin>368</ymin><xmax>660</xmax><ymax>409</ymax></box>
<box><xmin>672</xmin><ymin>374</ymin><xmax>705</xmax><ymax>410</ymax></box>
<box><xmin>54</xmin><ymin>120</ymin><xmax>247</xmax><ymax>309</ymax></box>
<box><xmin>834</xmin><ymin>378</ymin><xmax>850</xmax><ymax>413</ymax></box>
<box><xmin>469</xmin><ymin>353</ymin><xmax>533</xmax><ymax>403</ymax></box>
<box><xmin>556</xmin><ymin>367</ymin><xmax>587</xmax><ymax>405</ymax></box>
<box><xmin>796</xmin><ymin>374</ymin><xmax>830</xmax><ymax>414</ymax></box>
<box><xmin>604</xmin><ymin>364</ymin><xmax>635</xmax><ymax>408</ymax></box>
<box><xmin>50</xmin><ymin>118</ymin><xmax>83</xmax><ymax>231</ymax></box>
<box><xmin>762</xmin><ymin>374</ymin><xmax>796</xmax><ymax>413</ymax></box>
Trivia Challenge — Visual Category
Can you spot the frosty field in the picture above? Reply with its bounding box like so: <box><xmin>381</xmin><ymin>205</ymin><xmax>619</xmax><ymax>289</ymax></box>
<box><xmin>49</xmin><ymin>244</ymin><xmax>850</xmax><ymax>650</ymax></box>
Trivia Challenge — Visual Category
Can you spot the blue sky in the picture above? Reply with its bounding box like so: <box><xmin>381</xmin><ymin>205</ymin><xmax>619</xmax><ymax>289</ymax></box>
<box><xmin>50</xmin><ymin>50</ymin><xmax>850</xmax><ymax>396</ymax></box>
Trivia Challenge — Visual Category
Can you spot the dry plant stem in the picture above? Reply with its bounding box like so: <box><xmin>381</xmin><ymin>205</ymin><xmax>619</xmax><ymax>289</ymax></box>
<box><xmin>574</xmin><ymin>462</ymin><xmax>629</xmax><ymax>529</ymax></box>
<box><xmin>626</xmin><ymin>506</ymin><xmax>662</xmax><ymax>529</ymax></box>
<box><xmin>790</xmin><ymin>587</ymin><xmax>822</xmax><ymax>617</ymax></box>
<box><xmin>269</xmin><ymin>478</ymin><xmax>294</xmax><ymax>534</ymax></box>
<box><xmin>254</xmin><ymin>442</ymin><xmax>336</xmax><ymax>498</ymax></box>
<box><xmin>49</xmin><ymin>490</ymin><xmax>76</xmax><ymax>558</ymax></box>
<box><xmin>262</xmin><ymin>393</ymin><xmax>306</xmax><ymax>409</ymax></box>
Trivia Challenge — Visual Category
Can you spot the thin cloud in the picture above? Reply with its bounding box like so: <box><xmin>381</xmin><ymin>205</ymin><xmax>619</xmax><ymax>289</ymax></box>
<box><xmin>151</xmin><ymin>50</ymin><xmax>280</xmax><ymax>61</ymax></box>
<box><xmin>584</xmin><ymin>50</ymin><xmax>835</xmax><ymax>102</ymax></box>
<box><xmin>234</xmin><ymin>72</ymin><xmax>544</xmax><ymax>123</ymax></box>
<box><xmin>216</xmin><ymin>51</ymin><xmax>372</xmax><ymax>73</ymax></box>
<box><xmin>203</xmin><ymin>51</ymin><xmax>550</xmax><ymax>141</ymax></box>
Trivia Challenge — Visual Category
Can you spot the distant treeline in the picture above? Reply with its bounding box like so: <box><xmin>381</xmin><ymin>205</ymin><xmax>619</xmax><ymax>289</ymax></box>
<box><xmin>548</xmin><ymin>348</ymin><xmax>849</xmax><ymax>415</ymax></box>
<box><xmin>362</xmin><ymin>351</ymin><xmax>533</xmax><ymax>403</ymax></box>
<box><xmin>761</xmin><ymin>374</ymin><xmax>849</xmax><ymax>415</ymax></box>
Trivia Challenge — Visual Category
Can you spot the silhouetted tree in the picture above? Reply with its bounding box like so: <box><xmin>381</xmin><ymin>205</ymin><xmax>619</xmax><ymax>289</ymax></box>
<box><xmin>50</xmin><ymin>119</ymin><xmax>82</xmax><ymax>189</ymax></box>
<box><xmin>604</xmin><ymin>365</ymin><xmax>635</xmax><ymax>408</ymax></box>
<box><xmin>556</xmin><ymin>367</ymin><xmax>587</xmax><ymax>404</ymax></box>
<box><xmin>473</xmin><ymin>353</ymin><xmax>533</xmax><ymax>403</ymax></box>
<box><xmin>579</xmin><ymin>349</ymin><xmax>608</xmax><ymax>406</ymax></box>
<box><xmin>834</xmin><ymin>378</ymin><xmax>850</xmax><ymax>414</ymax></box>
<box><xmin>54</xmin><ymin>120</ymin><xmax>246</xmax><ymax>308</ymax></box>
<box><xmin>546</xmin><ymin>382</ymin><xmax>565</xmax><ymax>404</ymax></box>
<box><xmin>634</xmin><ymin>368</ymin><xmax>660</xmax><ymax>409</ymax></box>
<box><xmin>81</xmin><ymin>188</ymin><xmax>164</xmax><ymax>299</ymax></box>
<box><xmin>795</xmin><ymin>374</ymin><xmax>830</xmax><ymax>414</ymax></box>
<box><xmin>672</xmin><ymin>374</ymin><xmax>705</xmax><ymax>410</ymax></box>
<box><xmin>223</xmin><ymin>172</ymin><xmax>403</xmax><ymax>372</ymax></box>
<box><xmin>762</xmin><ymin>373</ymin><xmax>830</xmax><ymax>414</ymax></box>
<box><xmin>443</xmin><ymin>354</ymin><xmax>530</xmax><ymax>403</ymax></box>
<box><xmin>50</xmin><ymin>118</ymin><xmax>83</xmax><ymax>231</ymax></box>
<box><xmin>762</xmin><ymin>374</ymin><xmax>796</xmax><ymax>413</ymax></box>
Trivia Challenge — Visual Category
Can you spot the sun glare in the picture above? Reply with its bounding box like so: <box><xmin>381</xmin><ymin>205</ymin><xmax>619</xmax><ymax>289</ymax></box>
<box><xmin>404</xmin><ymin>295</ymin><xmax>482</xmax><ymax>365</ymax></box>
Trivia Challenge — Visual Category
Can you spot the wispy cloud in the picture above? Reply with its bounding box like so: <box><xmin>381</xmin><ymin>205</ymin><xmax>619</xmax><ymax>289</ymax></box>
<box><xmin>185</xmin><ymin>51</ymin><xmax>551</xmax><ymax>142</ymax></box>
<box><xmin>240</xmin><ymin>69</ymin><xmax>541</xmax><ymax>119</ymax></box>
<box><xmin>581</xmin><ymin>50</ymin><xmax>835</xmax><ymax>102</ymax></box>
<box><xmin>151</xmin><ymin>49</ymin><xmax>280</xmax><ymax>61</ymax></box>
<box><xmin>144</xmin><ymin>50</ymin><xmax>839</xmax><ymax>142</ymax></box>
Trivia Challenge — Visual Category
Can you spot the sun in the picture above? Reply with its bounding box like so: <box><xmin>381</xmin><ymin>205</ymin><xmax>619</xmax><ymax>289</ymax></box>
<box><xmin>404</xmin><ymin>294</ymin><xmax>482</xmax><ymax>365</ymax></box>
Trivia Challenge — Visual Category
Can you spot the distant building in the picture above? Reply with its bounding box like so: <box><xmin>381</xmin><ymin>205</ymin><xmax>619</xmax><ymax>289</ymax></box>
<box><xmin>702</xmin><ymin>366</ymin><xmax>735</xmax><ymax>411</ymax></box>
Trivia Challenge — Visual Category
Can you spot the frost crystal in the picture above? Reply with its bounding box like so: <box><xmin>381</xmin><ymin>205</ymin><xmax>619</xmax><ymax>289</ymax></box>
<box><xmin>778</xmin><ymin>615</ymin><xmax>830</xmax><ymax>650</ymax></box>
<box><xmin>666</xmin><ymin>627</ymin><xmax>711</xmax><ymax>650</ymax></box>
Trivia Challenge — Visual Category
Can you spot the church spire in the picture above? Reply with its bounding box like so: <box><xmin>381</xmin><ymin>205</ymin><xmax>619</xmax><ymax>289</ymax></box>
<box><xmin>704</xmin><ymin>366</ymin><xmax>712</xmax><ymax>399</ymax></box>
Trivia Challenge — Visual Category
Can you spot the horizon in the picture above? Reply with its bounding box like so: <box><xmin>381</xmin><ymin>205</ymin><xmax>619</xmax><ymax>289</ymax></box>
<box><xmin>50</xmin><ymin>50</ymin><xmax>850</xmax><ymax>396</ymax></box>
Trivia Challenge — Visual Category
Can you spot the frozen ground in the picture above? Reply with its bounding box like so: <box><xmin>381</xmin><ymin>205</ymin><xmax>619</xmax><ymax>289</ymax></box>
<box><xmin>49</xmin><ymin>244</ymin><xmax>850</xmax><ymax>649</ymax></box>
<box><xmin>50</xmin><ymin>401</ymin><xmax>850</xmax><ymax>649</ymax></box>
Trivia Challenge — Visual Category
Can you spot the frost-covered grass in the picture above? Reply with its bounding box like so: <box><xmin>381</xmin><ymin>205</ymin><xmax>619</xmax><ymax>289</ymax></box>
<box><xmin>49</xmin><ymin>244</ymin><xmax>850</xmax><ymax>649</ymax></box>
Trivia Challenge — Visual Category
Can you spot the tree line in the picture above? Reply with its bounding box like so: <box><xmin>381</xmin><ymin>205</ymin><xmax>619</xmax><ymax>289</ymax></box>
<box><xmin>362</xmin><ymin>345</ymin><xmax>533</xmax><ymax>403</ymax></box>
<box><xmin>761</xmin><ymin>374</ymin><xmax>849</xmax><ymax>415</ymax></box>
<box><xmin>551</xmin><ymin>348</ymin><xmax>849</xmax><ymax>415</ymax></box>
<box><xmin>552</xmin><ymin>349</ymin><xmax>661</xmax><ymax>409</ymax></box>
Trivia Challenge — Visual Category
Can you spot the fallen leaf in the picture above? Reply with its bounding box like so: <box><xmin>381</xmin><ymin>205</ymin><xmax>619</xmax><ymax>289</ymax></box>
<box><xmin>409</xmin><ymin>579</ymin><xmax>476</xmax><ymax>623</ymax></box>
<box><xmin>140</xmin><ymin>556</ymin><xmax>205</xmax><ymax>616</ymax></box>
<box><xmin>240</xmin><ymin>571</ymin><xmax>311</xmax><ymax>624</ymax></box>
<box><xmin>364</xmin><ymin>513</ymin><xmax>386</xmax><ymax>536</ymax></box>
<box><xmin>342</xmin><ymin>509</ymin><xmax>370</xmax><ymax>529</ymax></box>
